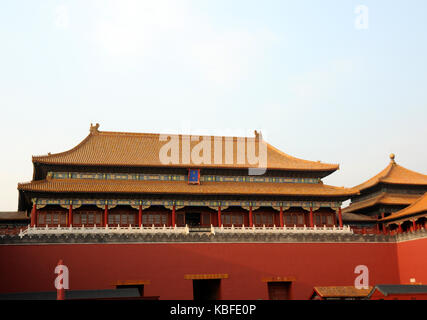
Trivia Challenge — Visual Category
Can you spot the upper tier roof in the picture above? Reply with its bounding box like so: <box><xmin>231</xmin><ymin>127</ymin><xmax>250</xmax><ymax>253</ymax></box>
<box><xmin>32</xmin><ymin>124</ymin><xmax>339</xmax><ymax>173</ymax></box>
<box><xmin>352</xmin><ymin>154</ymin><xmax>427</xmax><ymax>192</ymax></box>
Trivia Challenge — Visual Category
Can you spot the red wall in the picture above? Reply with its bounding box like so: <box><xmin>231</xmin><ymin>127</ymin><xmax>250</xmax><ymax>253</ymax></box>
<box><xmin>0</xmin><ymin>242</ymin><xmax>400</xmax><ymax>299</ymax></box>
<box><xmin>396</xmin><ymin>237</ymin><xmax>427</xmax><ymax>285</ymax></box>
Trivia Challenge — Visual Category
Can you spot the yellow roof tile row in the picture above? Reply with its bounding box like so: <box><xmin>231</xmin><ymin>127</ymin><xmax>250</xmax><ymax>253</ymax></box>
<box><xmin>343</xmin><ymin>192</ymin><xmax>421</xmax><ymax>213</ymax></box>
<box><xmin>18</xmin><ymin>179</ymin><xmax>357</xmax><ymax>197</ymax></box>
<box><xmin>381</xmin><ymin>192</ymin><xmax>427</xmax><ymax>221</ymax></box>
<box><xmin>313</xmin><ymin>286</ymin><xmax>373</xmax><ymax>298</ymax></box>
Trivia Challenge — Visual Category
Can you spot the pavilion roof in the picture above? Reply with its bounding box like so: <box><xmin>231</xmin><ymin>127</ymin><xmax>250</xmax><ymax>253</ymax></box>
<box><xmin>367</xmin><ymin>285</ymin><xmax>427</xmax><ymax>298</ymax></box>
<box><xmin>380</xmin><ymin>192</ymin><xmax>427</xmax><ymax>222</ymax></box>
<box><xmin>312</xmin><ymin>286</ymin><xmax>372</xmax><ymax>298</ymax></box>
<box><xmin>31</xmin><ymin>124</ymin><xmax>339</xmax><ymax>173</ymax></box>
<box><xmin>341</xmin><ymin>212</ymin><xmax>376</xmax><ymax>222</ymax></box>
<box><xmin>342</xmin><ymin>192</ymin><xmax>421</xmax><ymax>214</ymax></box>
<box><xmin>18</xmin><ymin>178</ymin><xmax>356</xmax><ymax>197</ymax></box>
<box><xmin>0</xmin><ymin>211</ymin><xmax>29</xmax><ymax>221</ymax></box>
<box><xmin>352</xmin><ymin>154</ymin><xmax>427</xmax><ymax>192</ymax></box>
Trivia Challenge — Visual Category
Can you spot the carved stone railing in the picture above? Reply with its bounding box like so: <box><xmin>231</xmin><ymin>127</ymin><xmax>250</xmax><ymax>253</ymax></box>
<box><xmin>18</xmin><ymin>224</ymin><xmax>353</xmax><ymax>238</ymax></box>
<box><xmin>18</xmin><ymin>224</ymin><xmax>190</xmax><ymax>238</ymax></box>
<box><xmin>212</xmin><ymin>224</ymin><xmax>352</xmax><ymax>235</ymax></box>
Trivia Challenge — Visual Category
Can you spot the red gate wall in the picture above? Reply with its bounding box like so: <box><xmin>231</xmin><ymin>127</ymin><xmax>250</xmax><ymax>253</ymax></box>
<box><xmin>0</xmin><ymin>242</ymin><xmax>400</xmax><ymax>300</ymax></box>
<box><xmin>396</xmin><ymin>237</ymin><xmax>427</xmax><ymax>285</ymax></box>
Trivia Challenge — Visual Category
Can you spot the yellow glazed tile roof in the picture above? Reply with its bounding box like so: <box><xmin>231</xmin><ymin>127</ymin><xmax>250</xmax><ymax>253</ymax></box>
<box><xmin>18</xmin><ymin>178</ymin><xmax>357</xmax><ymax>197</ymax></box>
<box><xmin>353</xmin><ymin>154</ymin><xmax>427</xmax><ymax>191</ymax></box>
<box><xmin>381</xmin><ymin>192</ymin><xmax>427</xmax><ymax>221</ymax></box>
<box><xmin>0</xmin><ymin>211</ymin><xmax>29</xmax><ymax>221</ymax></box>
<box><xmin>32</xmin><ymin>125</ymin><xmax>339</xmax><ymax>172</ymax></box>
<box><xmin>342</xmin><ymin>192</ymin><xmax>421</xmax><ymax>213</ymax></box>
<box><xmin>313</xmin><ymin>286</ymin><xmax>373</xmax><ymax>298</ymax></box>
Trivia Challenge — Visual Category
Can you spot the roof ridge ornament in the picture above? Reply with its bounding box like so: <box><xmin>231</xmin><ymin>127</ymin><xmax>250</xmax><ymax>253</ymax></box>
<box><xmin>390</xmin><ymin>153</ymin><xmax>396</xmax><ymax>164</ymax></box>
<box><xmin>254</xmin><ymin>130</ymin><xmax>262</xmax><ymax>140</ymax></box>
<box><xmin>90</xmin><ymin>123</ymin><xmax>100</xmax><ymax>134</ymax></box>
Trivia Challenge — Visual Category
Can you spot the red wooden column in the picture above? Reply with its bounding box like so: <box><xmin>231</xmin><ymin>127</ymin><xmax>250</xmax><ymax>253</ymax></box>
<box><xmin>30</xmin><ymin>203</ymin><xmax>37</xmax><ymax>227</ymax></box>
<box><xmin>217</xmin><ymin>206</ymin><xmax>221</xmax><ymax>227</ymax></box>
<box><xmin>172</xmin><ymin>205</ymin><xmax>176</xmax><ymax>227</ymax></box>
<box><xmin>249</xmin><ymin>206</ymin><xmax>253</xmax><ymax>227</ymax></box>
<box><xmin>412</xmin><ymin>220</ymin><xmax>417</xmax><ymax>231</ymax></box>
<box><xmin>381</xmin><ymin>213</ymin><xmax>386</xmax><ymax>233</ymax></box>
<box><xmin>279</xmin><ymin>206</ymin><xmax>284</xmax><ymax>228</ymax></box>
<box><xmin>338</xmin><ymin>207</ymin><xmax>343</xmax><ymax>228</ymax></box>
<box><xmin>398</xmin><ymin>223</ymin><xmax>402</xmax><ymax>233</ymax></box>
<box><xmin>68</xmin><ymin>204</ymin><xmax>73</xmax><ymax>227</ymax></box>
<box><xmin>138</xmin><ymin>205</ymin><xmax>142</xmax><ymax>227</ymax></box>
<box><xmin>104</xmin><ymin>205</ymin><xmax>108</xmax><ymax>227</ymax></box>
<box><xmin>309</xmin><ymin>207</ymin><xmax>314</xmax><ymax>228</ymax></box>
<box><xmin>56</xmin><ymin>259</ymin><xmax>65</xmax><ymax>300</ymax></box>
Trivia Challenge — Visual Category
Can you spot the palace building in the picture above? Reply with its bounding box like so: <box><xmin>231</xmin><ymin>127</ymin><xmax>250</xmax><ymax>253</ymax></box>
<box><xmin>343</xmin><ymin>154</ymin><xmax>427</xmax><ymax>233</ymax></box>
<box><xmin>16</xmin><ymin>124</ymin><xmax>355</xmax><ymax>233</ymax></box>
<box><xmin>380</xmin><ymin>192</ymin><xmax>427</xmax><ymax>234</ymax></box>
<box><xmin>1</xmin><ymin>124</ymin><xmax>426</xmax><ymax>300</ymax></box>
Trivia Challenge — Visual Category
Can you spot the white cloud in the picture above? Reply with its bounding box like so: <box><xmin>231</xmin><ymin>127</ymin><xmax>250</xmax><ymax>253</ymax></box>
<box><xmin>54</xmin><ymin>5</ymin><xmax>69</xmax><ymax>29</ymax></box>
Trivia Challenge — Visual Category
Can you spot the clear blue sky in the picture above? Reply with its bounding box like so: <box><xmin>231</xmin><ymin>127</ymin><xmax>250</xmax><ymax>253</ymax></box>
<box><xmin>1</xmin><ymin>0</ymin><xmax>427</xmax><ymax>210</ymax></box>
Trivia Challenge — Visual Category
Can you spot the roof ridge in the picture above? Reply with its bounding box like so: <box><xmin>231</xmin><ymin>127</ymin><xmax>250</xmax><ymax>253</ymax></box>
<box><xmin>97</xmin><ymin>129</ymin><xmax>259</xmax><ymax>140</ymax></box>
<box><xmin>378</xmin><ymin>161</ymin><xmax>396</xmax><ymax>182</ymax></box>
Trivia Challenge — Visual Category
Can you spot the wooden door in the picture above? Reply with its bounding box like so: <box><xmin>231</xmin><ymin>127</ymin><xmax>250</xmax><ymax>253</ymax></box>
<box><xmin>268</xmin><ymin>282</ymin><xmax>291</xmax><ymax>300</ymax></box>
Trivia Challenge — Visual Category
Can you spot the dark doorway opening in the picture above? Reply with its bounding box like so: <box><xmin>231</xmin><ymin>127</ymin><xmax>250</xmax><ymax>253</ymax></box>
<box><xmin>267</xmin><ymin>282</ymin><xmax>291</xmax><ymax>300</ymax></box>
<box><xmin>193</xmin><ymin>279</ymin><xmax>221</xmax><ymax>300</ymax></box>
<box><xmin>185</xmin><ymin>212</ymin><xmax>201</xmax><ymax>227</ymax></box>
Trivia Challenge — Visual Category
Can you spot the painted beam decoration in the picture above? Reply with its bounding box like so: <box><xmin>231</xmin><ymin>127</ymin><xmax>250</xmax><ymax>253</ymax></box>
<box><xmin>33</xmin><ymin>198</ymin><xmax>341</xmax><ymax>210</ymax></box>
<box><xmin>50</xmin><ymin>172</ymin><xmax>321</xmax><ymax>184</ymax></box>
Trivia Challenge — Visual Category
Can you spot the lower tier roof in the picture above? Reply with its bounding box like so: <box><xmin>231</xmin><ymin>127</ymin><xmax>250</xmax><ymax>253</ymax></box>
<box><xmin>18</xmin><ymin>178</ymin><xmax>357</xmax><ymax>197</ymax></box>
<box><xmin>342</xmin><ymin>192</ymin><xmax>421</xmax><ymax>214</ymax></box>
<box><xmin>381</xmin><ymin>192</ymin><xmax>427</xmax><ymax>222</ymax></box>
